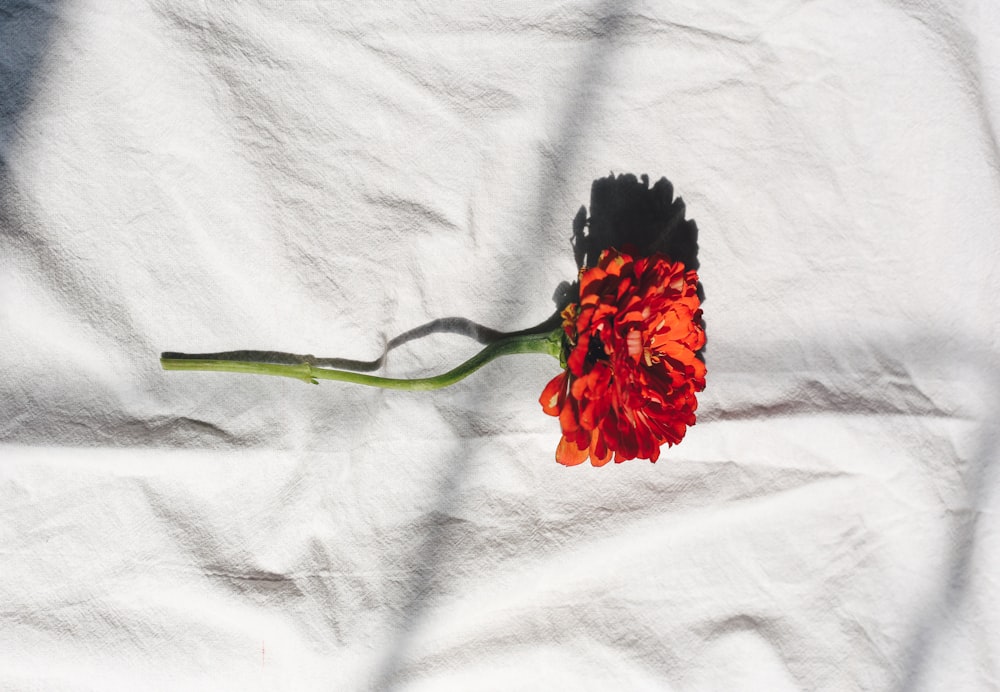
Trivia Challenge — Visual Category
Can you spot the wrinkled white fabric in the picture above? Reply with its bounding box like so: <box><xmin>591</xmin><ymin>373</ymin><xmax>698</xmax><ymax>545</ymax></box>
<box><xmin>2</xmin><ymin>1</ymin><xmax>999</xmax><ymax>690</ymax></box>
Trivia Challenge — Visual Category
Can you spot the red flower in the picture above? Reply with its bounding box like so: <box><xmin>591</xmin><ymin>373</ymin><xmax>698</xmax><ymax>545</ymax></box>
<box><xmin>539</xmin><ymin>248</ymin><xmax>706</xmax><ymax>466</ymax></box>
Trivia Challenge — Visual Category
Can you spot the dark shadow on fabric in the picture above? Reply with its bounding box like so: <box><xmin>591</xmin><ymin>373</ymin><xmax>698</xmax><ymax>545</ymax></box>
<box><xmin>0</xmin><ymin>2</ymin><xmax>59</xmax><ymax>140</ymax></box>
<box><xmin>573</xmin><ymin>172</ymin><xmax>701</xmax><ymax>274</ymax></box>
<box><xmin>571</xmin><ymin>171</ymin><xmax>706</xmax><ymax>358</ymax></box>
<box><xmin>0</xmin><ymin>1</ymin><xmax>61</xmax><ymax>225</ymax></box>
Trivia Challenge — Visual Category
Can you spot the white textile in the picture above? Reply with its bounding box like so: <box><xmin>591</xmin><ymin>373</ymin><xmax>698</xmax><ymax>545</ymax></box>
<box><xmin>2</xmin><ymin>1</ymin><xmax>1000</xmax><ymax>690</ymax></box>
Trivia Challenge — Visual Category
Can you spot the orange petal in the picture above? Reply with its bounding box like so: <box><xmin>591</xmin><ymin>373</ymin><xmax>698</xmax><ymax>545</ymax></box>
<box><xmin>689</xmin><ymin>357</ymin><xmax>706</xmax><ymax>381</ymax></box>
<box><xmin>539</xmin><ymin>371</ymin><xmax>567</xmax><ymax>416</ymax></box>
<box><xmin>559</xmin><ymin>396</ymin><xmax>579</xmax><ymax>433</ymax></box>
<box><xmin>556</xmin><ymin>435</ymin><xmax>590</xmax><ymax>466</ymax></box>
<box><xmin>589</xmin><ymin>430</ymin><xmax>613</xmax><ymax>467</ymax></box>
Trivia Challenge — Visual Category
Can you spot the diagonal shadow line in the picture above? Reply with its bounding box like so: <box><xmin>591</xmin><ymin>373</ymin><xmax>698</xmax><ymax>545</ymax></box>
<box><xmin>369</xmin><ymin>4</ymin><xmax>634</xmax><ymax>690</ymax></box>
<box><xmin>894</xmin><ymin>348</ymin><xmax>1000</xmax><ymax>691</ymax></box>
<box><xmin>0</xmin><ymin>2</ymin><xmax>59</xmax><ymax>134</ymax></box>
<box><xmin>0</xmin><ymin>2</ymin><xmax>62</xmax><ymax>231</ymax></box>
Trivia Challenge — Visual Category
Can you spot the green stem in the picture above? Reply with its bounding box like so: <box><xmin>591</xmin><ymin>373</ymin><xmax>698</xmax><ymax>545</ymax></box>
<box><xmin>160</xmin><ymin>329</ymin><xmax>563</xmax><ymax>389</ymax></box>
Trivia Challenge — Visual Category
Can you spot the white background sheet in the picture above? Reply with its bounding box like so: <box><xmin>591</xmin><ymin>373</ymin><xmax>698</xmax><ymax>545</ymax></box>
<box><xmin>3</xmin><ymin>1</ymin><xmax>1000</xmax><ymax>690</ymax></box>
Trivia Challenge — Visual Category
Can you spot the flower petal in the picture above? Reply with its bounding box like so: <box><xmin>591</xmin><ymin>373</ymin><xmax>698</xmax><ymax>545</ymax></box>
<box><xmin>556</xmin><ymin>435</ymin><xmax>590</xmax><ymax>466</ymax></box>
<box><xmin>539</xmin><ymin>371</ymin><xmax>567</xmax><ymax>416</ymax></box>
<box><xmin>541</xmin><ymin>248</ymin><xmax>705</xmax><ymax>467</ymax></box>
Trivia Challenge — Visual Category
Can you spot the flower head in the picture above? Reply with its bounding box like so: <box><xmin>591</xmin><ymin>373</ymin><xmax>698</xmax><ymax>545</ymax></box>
<box><xmin>539</xmin><ymin>248</ymin><xmax>705</xmax><ymax>466</ymax></box>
